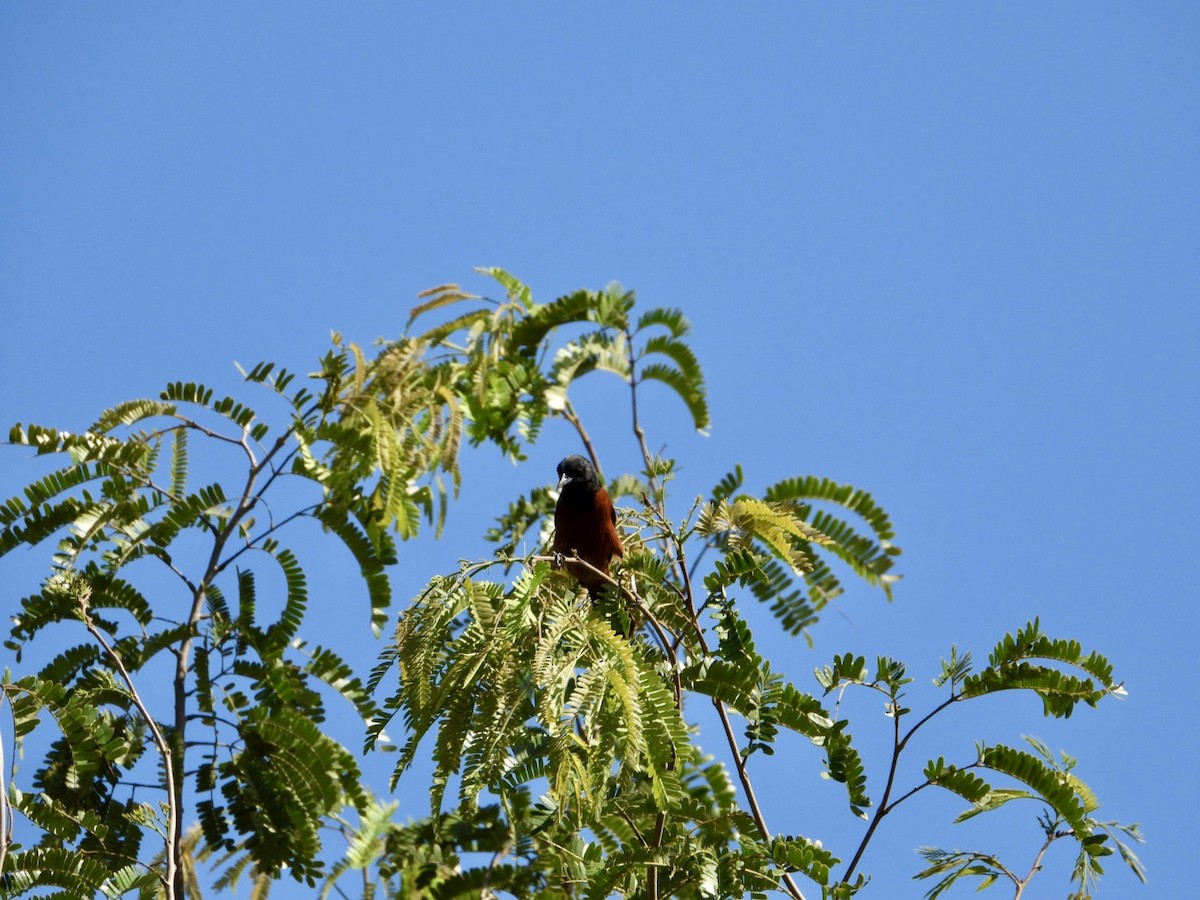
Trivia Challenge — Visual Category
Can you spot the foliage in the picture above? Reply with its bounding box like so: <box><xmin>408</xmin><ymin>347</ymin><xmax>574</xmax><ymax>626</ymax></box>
<box><xmin>0</xmin><ymin>340</ymin><xmax>458</xmax><ymax>896</ymax></box>
<box><xmin>0</xmin><ymin>270</ymin><xmax>1141</xmax><ymax>898</ymax></box>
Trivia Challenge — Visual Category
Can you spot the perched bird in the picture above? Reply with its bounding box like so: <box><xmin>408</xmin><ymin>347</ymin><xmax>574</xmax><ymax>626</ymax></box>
<box><xmin>553</xmin><ymin>454</ymin><xmax>624</xmax><ymax>596</ymax></box>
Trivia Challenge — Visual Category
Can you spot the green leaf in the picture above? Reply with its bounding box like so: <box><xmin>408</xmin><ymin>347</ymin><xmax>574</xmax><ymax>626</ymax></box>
<box><xmin>815</xmin><ymin>653</ymin><xmax>869</xmax><ymax>692</ymax></box>
<box><xmin>478</xmin><ymin>266</ymin><xmax>535</xmax><ymax>310</ymax></box>
<box><xmin>710</xmin><ymin>465</ymin><xmax>744</xmax><ymax>503</ymax></box>
<box><xmin>0</xmin><ymin>847</ymin><xmax>113</xmax><ymax>896</ymax></box>
<box><xmin>90</xmin><ymin>398</ymin><xmax>177</xmax><ymax>432</ymax></box>
<box><xmin>406</xmin><ymin>282</ymin><xmax>481</xmax><ymax>328</ymax></box>
<box><xmin>636</xmin><ymin>305</ymin><xmax>690</xmax><ymax>338</ymax></box>
<box><xmin>304</xmin><ymin>644</ymin><xmax>379</xmax><ymax>724</ymax></box>
<box><xmin>769</xmin><ymin>834</ymin><xmax>838</xmax><ymax>885</ymax></box>
<box><xmin>824</xmin><ymin>727</ymin><xmax>870</xmax><ymax>817</ymax></box>
<box><xmin>765</xmin><ymin>475</ymin><xmax>897</xmax><ymax>543</ymax></box>
<box><xmin>978</xmin><ymin>743</ymin><xmax>1090</xmax><ymax>836</ymax></box>
<box><xmin>923</xmin><ymin>757</ymin><xmax>993</xmax><ymax>808</ymax></box>
<box><xmin>639</xmin><ymin>361</ymin><xmax>709</xmax><ymax>434</ymax></box>
<box><xmin>315</xmin><ymin>504</ymin><xmax>395</xmax><ymax>635</ymax></box>
<box><xmin>261</xmin><ymin>548</ymin><xmax>309</xmax><ymax>655</ymax></box>
<box><xmin>962</xmin><ymin>620</ymin><xmax>1122</xmax><ymax>717</ymax></box>
<box><xmin>511</xmin><ymin>287</ymin><xmax>596</xmax><ymax>352</ymax></box>
<box><xmin>169</xmin><ymin>425</ymin><xmax>188</xmax><ymax>497</ymax></box>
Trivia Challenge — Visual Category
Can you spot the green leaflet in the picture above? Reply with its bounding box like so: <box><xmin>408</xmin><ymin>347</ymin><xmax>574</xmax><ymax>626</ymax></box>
<box><xmin>697</xmin><ymin>468</ymin><xmax>900</xmax><ymax>643</ymax></box>
<box><xmin>962</xmin><ymin>619</ymin><xmax>1123</xmax><ymax>717</ymax></box>
<box><xmin>978</xmin><ymin>744</ymin><xmax>1090</xmax><ymax>837</ymax></box>
<box><xmin>315</xmin><ymin>503</ymin><xmax>396</xmax><ymax>635</ymax></box>
<box><xmin>0</xmin><ymin>847</ymin><xmax>114</xmax><ymax>897</ymax></box>
<box><xmin>923</xmin><ymin>758</ymin><xmax>992</xmax><ymax>806</ymax></box>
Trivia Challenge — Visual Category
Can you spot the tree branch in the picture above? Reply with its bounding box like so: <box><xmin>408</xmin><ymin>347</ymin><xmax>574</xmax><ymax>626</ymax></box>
<box><xmin>1016</xmin><ymin>826</ymin><xmax>1068</xmax><ymax>898</ymax></box>
<box><xmin>712</xmin><ymin>695</ymin><xmax>807</xmax><ymax>900</ymax></box>
<box><xmin>170</xmin><ymin>428</ymin><xmax>291</xmax><ymax>898</ymax></box>
<box><xmin>561</xmin><ymin>400</ymin><xmax>603</xmax><ymax>479</ymax></box>
<box><xmin>81</xmin><ymin>601</ymin><xmax>176</xmax><ymax>900</ymax></box>
<box><xmin>841</xmin><ymin>697</ymin><xmax>904</xmax><ymax>884</ymax></box>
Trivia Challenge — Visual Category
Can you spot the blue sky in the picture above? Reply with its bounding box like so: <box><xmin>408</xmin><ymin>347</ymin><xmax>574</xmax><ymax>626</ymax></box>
<box><xmin>2</xmin><ymin>4</ymin><xmax>1196</xmax><ymax>897</ymax></box>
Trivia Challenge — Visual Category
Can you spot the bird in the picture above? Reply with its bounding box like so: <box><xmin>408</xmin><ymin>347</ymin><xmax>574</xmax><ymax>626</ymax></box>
<box><xmin>552</xmin><ymin>454</ymin><xmax>624</xmax><ymax>597</ymax></box>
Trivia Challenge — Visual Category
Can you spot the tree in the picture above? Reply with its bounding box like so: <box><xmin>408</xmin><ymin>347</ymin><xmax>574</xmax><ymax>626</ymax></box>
<box><xmin>1</xmin><ymin>270</ymin><xmax>1142</xmax><ymax>898</ymax></box>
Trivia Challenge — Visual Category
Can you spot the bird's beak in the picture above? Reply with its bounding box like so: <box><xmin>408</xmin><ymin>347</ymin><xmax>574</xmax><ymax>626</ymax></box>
<box><xmin>556</xmin><ymin>473</ymin><xmax>572</xmax><ymax>491</ymax></box>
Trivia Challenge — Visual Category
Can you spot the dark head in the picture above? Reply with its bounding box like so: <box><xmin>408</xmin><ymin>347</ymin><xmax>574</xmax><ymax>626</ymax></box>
<box><xmin>556</xmin><ymin>455</ymin><xmax>600</xmax><ymax>494</ymax></box>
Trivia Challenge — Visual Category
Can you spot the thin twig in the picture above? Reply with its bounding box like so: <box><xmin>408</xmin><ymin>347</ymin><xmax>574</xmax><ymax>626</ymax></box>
<box><xmin>82</xmin><ymin>605</ymin><xmax>177</xmax><ymax>900</ymax></box>
<box><xmin>214</xmin><ymin>504</ymin><xmax>321</xmax><ymax>574</ymax></box>
<box><xmin>625</xmin><ymin>329</ymin><xmax>656</xmax><ymax>495</ymax></box>
<box><xmin>617</xmin><ymin>349</ymin><xmax>804</xmax><ymax>899</ymax></box>
<box><xmin>713</xmin><ymin>696</ymin><xmax>807</xmax><ymax>900</ymax></box>
<box><xmin>841</xmin><ymin>697</ymin><xmax>904</xmax><ymax>883</ymax></box>
<box><xmin>841</xmin><ymin>691</ymin><xmax>961</xmax><ymax>884</ymax></box>
<box><xmin>169</xmin><ymin>429</ymin><xmax>291</xmax><ymax>898</ymax></box>
<box><xmin>612</xmin><ymin>506</ymin><xmax>789</xmax><ymax>885</ymax></box>
<box><xmin>172</xmin><ymin>417</ymin><xmax>253</xmax><ymax>452</ymax></box>
<box><xmin>626</xmin><ymin>331</ymin><xmax>688</xmax><ymax>587</ymax></box>
<box><xmin>562</xmin><ymin>401</ymin><xmax>602</xmax><ymax>479</ymax></box>
<box><xmin>1016</xmin><ymin>828</ymin><xmax>1068</xmax><ymax>898</ymax></box>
